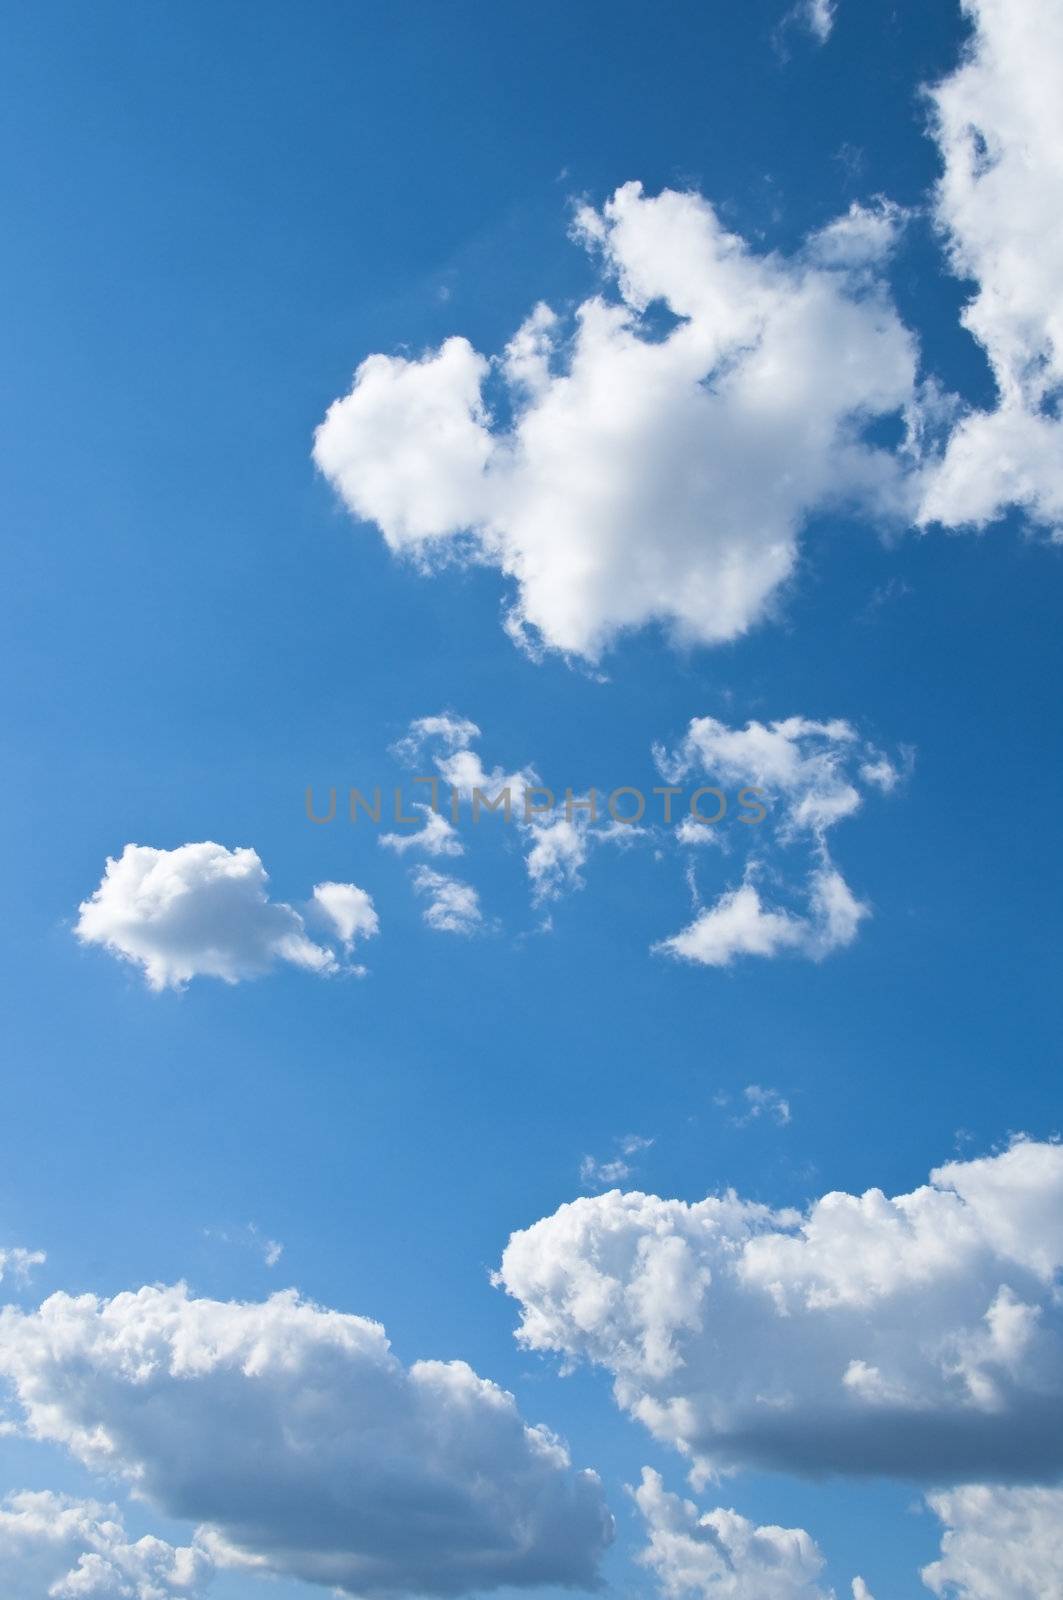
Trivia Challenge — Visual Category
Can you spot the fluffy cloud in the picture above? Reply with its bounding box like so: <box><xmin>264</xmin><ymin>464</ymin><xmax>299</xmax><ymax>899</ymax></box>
<box><xmin>922</xmin><ymin>1484</ymin><xmax>1063</xmax><ymax>1599</ymax></box>
<box><xmin>496</xmin><ymin>1139</ymin><xmax>1063</xmax><ymax>1482</ymax></box>
<box><xmin>634</xmin><ymin>1468</ymin><xmax>833</xmax><ymax>1600</ymax></box>
<box><xmin>0</xmin><ymin>1491</ymin><xmax>212</xmax><ymax>1599</ymax></box>
<box><xmin>315</xmin><ymin>183</ymin><xmax>918</xmax><ymax>661</ymax></box>
<box><xmin>0</xmin><ymin>1247</ymin><xmax>45</xmax><ymax>1286</ymax></box>
<box><xmin>919</xmin><ymin>0</ymin><xmax>1063</xmax><ymax>536</ymax></box>
<box><xmin>0</xmin><ymin>1284</ymin><xmax>613</xmax><ymax>1598</ymax></box>
<box><xmin>411</xmin><ymin>867</ymin><xmax>483</xmax><ymax>934</ymax></box>
<box><xmin>655</xmin><ymin>715</ymin><xmax>899</xmax><ymax>842</ymax></box>
<box><xmin>75</xmin><ymin>843</ymin><xmax>376</xmax><ymax>989</ymax></box>
<box><xmin>654</xmin><ymin>715</ymin><xmax>897</xmax><ymax>966</ymax></box>
<box><xmin>656</xmin><ymin>867</ymin><xmax>867</xmax><ymax>967</ymax></box>
<box><xmin>312</xmin><ymin>880</ymin><xmax>380</xmax><ymax>949</ymax></box>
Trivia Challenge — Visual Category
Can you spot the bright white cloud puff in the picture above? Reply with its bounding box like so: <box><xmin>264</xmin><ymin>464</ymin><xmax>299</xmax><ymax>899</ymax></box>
<box><xmin>496</xmin><ymin>1138</ymin><xmax>1063</xmax><ymax>1483</ymax></box>
<box><xmin>75</xmin><ymin>842</ymin><xmax>377</xmax><ymax>989</ymax></box>
<box><xmin>315</xmin><ymin>183</ymin><xmax>919</xmax><ymax>662</ymax></box>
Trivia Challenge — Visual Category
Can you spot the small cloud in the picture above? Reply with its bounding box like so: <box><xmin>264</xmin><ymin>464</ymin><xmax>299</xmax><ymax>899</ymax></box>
<box><xmin>76</xmin><ymin>842</ymin><xmax>343</xmax><ymax>990</ymax></box>
<box><xmin>312</xmin><ymin>881</ymin><xmax>379</xmax><ymax>952</ymax></box>
<box><xmin>581</xmin><ymin>1135</ymin><xmax>654</xmax><ymax>1190</ymax></box>
<box><xmin>205</xmin><ymin>1223</ymin><xmax>284</xmax><ymax>1270</ymax></box>
<box><xmin>0</xmin><ymin>1248</ymin><xmax>45</xmax><ymax>1287</ymax></box>
<box><xmin>411</xmin><ymin>868</ymin><xmax>483</xmax><ymax>935</ymax></box>
<box><xmin>733</xmin><ymin>1085</ymin><xmax>791</xmax><ymax>1127</ymax></box>
<box><xmin>381</xmin><ymin>804</ymin><xmax>464</xmax><ymax>858</ymax></box>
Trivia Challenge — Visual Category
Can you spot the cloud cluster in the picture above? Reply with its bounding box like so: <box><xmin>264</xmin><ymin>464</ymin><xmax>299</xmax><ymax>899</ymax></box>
<box><xmin>920</xmin><ymin>0</ymin><xmax>1063</xmax><ymax>537</ymax></box>
<box><xmin>0</xmin><ymin>1284</ymin><xmax>613</xmax><ymax>1598</ymax></box>
<box><xmin>634</xmin><ymin>1468</ymin><xmax>834</xmax><ymax>1600</ymax></box>
<box><xmin>391</xmin><ymin>713</ymin><xmax>632</xmax><ymax>911</ymax></box>
<box><xmin>654</xmin><ymin>715</ymin><xmax>899</xmax><ymax>966</ymax></box>
<box><xmin>496</xmin><ymin>1139</ymin><xmax>1063</xmax><ymax>1482</ymax></box>
<box><xmin>315</xmin><ymin>183</ymin><xmax>918</xmax><ymax>661</ymax></box>
<box><xmin>75</xmin><ymin>842</ymin><xmax>377</xmax><ymax>989</ymax></box>
<box><xmin>0</xmin><ymin>1491</ymin><xmax>212</xmax><ymax>1600</ymax></box>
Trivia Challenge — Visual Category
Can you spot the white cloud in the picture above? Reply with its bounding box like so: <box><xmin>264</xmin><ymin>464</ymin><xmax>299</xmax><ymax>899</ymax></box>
<box><xmin>655</xmin><ymin>715</ymin><xmax>898</xmax><ymax>842</ymax></box>
<box><xmin>808</xmin><ymin>201</ymin><xmax>908</xmax><ymax>270</ymax></box>
<box><xmin>654</xmin><ymin>714</ymin><xmax>896</xmax><ymax>967</ymax></box>
<box><xmin>581</xmin><ymin>1154</ymin><xmax>633</xmax><ymax>1188</ymax></box>
<box><xmin>656</xmin><ymin>866</ymin><xmax>868</xmax><ymax>967</ymax></box>
<box><xmin>496</xmin><ymin>1139</ymin><xmax>1063</xmax><ymax>1482</ymax></box>
<box><xmin>525</xmin><ymin>816</ymin><xmax>590</xmax><ymax>902</ymax></box>
<box><xmin>311</xmin><ymin>880</ymin><xmax>379</xmax><ymax>952</ymax></box>
<box><xmin>851</xmin><ymin>1581</ymin><xmax>876</xmax><ymax>1600</ymax></box>
<box><xmin>922</xmin><ymin>1484</ymin><xmax>1063</xmax><ymax>1599</ymax></box>
<box><xmin>392</xmin><ymin>714</ymin><xmax>626</xmax><ymax>908</ymax></box>
<box><xmin>798</xmin><ymin>0</ymin><xmax>836</xmax><ymax>44</ymax></box>
<box><xmin>736</xmin><ymin>1085</ymin><xmax>792</xmax><ymax>1127</ymax></box>
<box><xmin>0</xmin><ymin>1284</ymin><xmax>613</xmax><ymax>1598</ymax></box>
<box><xmin>315</xmin><ymin>182</ymin><xmax>919</xmax><ymax>661</ymax></box>
<box><xmin>205</xmin><ymin>1224</ymin><xmax>283</xmax><ymax>1271</ymax></box>
<box><xmin>75</xmin><ymin>843</ymin><xmax>343</xmax><ymax>990</ymax></box>
<box><xmin>581</xmin><ymin>1137</ymin><xmax>654</xmax><ymax>1192</ymax></box>
<box><xmin>0</xmin><ymin>1490</ymin><xmax>213</xmax><ymax>1599</ymax></box>
<box><xmin>0</xmin><ymin>1247</ymin><xmax>45</xmax><ymax>1286</ymax></box>
<box><xmin>411</xmin><ymin>867</ymin><xmax>483</xmax><ymax>934</ymax></box>
<box><xmin>919</xmin><ymin>0</ymin><xmax>1063</xmax><ymax>537</ymax></box>
<box><xmin>381</xmin><ymin>804</ymin><xmax>464</xmax><ymax>857</ymax></box>
<box><xmin>634</xmin><ymin>1468</ymin><xmax>833</xmax><ymax>1599</ymax></box>
<box><xmin>390</xmin><ymin>714</ymin><xmax>483</xmax><ymax>766</ymax></box>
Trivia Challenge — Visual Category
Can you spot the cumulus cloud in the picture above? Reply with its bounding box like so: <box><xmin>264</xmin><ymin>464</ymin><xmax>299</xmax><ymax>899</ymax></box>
<box><xmin>919</xmin><ymin>0</ymin><xmax>1063</xmax><ymax>536</ymax></box>
<box><xmin>411</xmin><ymin>867</ymin><xmax>483</xmax><ymax>934</ymax></box>
<box><xmin>312</xmin><ymin>880</ymin><xmax>380</xmax><ymax>951</ymax></box>
<box><xmin>922</xmin><ymin>1484</ymin><xmax>1063</xmax><ymax>1598</ymax></box>
<box><xmin>496</xmin><ymin>1139</ymin><xmax>1063</xmax><ymax>1482</ymax></box>
<box><xmin>0</xmin><ymin>1284</ymin><xmax>613</xmax><ymax>1598</ymax></box>
<box><xmin>0</xmin><ymin>1490</ymin><xmax>213</xmax><ymax>1599</ymax></box>
<box><xmin>74</xmin><ymin>843</ymin><xmax>372</xmax><ymax>989</ymax></box>
<box><xmin>315</xmin><ymin>182</ymin><xmax>919</xmax><ymax>661</ymax></box>
<box><xmin>634</xmin><ymin>1468</ymin><xmax>834</xmax><ymax>1599</ymax></box>
<box><xmin>0</xmin><ymin>1247</ymin><xmax>45</xmax><ymax>1286</ymax></box>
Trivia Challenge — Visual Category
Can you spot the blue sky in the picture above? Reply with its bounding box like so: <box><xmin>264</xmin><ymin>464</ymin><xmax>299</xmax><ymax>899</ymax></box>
<box><xmin>2</xmin><ymin>2</ymin><xmax>1063</xmax><ymax>1598</ymax></box>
